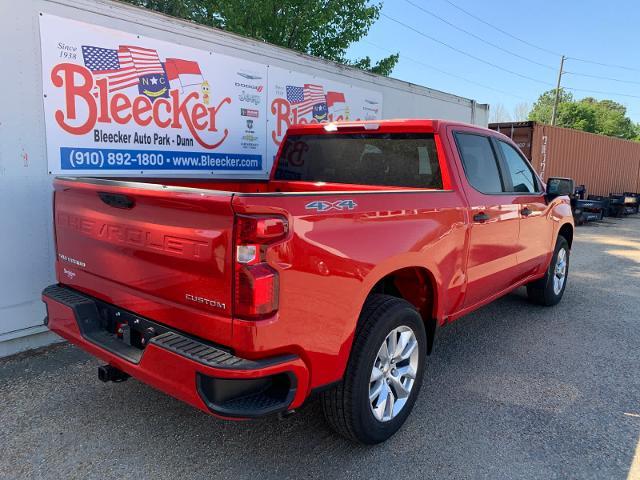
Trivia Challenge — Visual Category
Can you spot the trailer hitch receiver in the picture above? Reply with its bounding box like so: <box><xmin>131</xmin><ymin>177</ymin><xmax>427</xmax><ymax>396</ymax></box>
<box><xmin>98</xmin><ymin>364</ymin><xmax>130</xmax><ymax>383</ymax></box>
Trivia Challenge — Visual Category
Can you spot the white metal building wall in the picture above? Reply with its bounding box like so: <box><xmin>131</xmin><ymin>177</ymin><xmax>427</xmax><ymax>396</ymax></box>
<box><xmin>0</xmin><ymin>0</ymin><xmax>489</xmax><ymax>356</ymax></box>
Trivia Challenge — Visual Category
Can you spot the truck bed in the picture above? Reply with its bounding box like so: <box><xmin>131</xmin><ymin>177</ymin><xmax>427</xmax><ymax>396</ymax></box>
<box><xmin>94</xmin><ymin>177</ymin><xmax>417</xmax><ymax>194</ymax></box>
<box><xmin>51</xmin><ymin>173</ymin><xmax>432</xmax><ymax>352</ymax></box>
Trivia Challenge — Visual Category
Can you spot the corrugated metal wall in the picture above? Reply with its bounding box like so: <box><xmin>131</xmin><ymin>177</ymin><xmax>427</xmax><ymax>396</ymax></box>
<box><xmin>491</xmin><ymin>122</ymin><xmax>640</xmax><ymax>196</ymax></box>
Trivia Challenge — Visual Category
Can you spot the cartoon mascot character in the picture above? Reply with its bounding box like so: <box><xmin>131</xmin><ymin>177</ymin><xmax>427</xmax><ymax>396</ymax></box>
<box><xmin>201</xmin><ymin>81</ymin><xmax>211</xmax><ymax>105</ymax></box>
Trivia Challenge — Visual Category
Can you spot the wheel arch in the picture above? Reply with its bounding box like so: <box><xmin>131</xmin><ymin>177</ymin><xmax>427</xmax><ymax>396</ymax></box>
<box><xmin>367</xmin><ymin>266</ymin><xmax>439</xmax><ymax>355</ymax></box>
<box><xmin>558</xmin><ymin>222</ymin><xmax>574</xmax><ymax>248</ymax></box>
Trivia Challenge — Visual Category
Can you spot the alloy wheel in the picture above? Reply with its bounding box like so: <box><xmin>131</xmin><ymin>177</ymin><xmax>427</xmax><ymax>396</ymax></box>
<box><xmin>369</xmin><ymin>325</ymin><xmax>420</xmax><ymax>422</ymax></box>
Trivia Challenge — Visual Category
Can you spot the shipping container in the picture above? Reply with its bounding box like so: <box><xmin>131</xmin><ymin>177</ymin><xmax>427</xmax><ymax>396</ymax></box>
<box><xmin>0</xmin><ymin>0</ymin><xmax>489</xmax><ymax>356</ymax></box>
<box><xmin>490</xmin><ymin>122</ymin><xmax>640</xmax><ymax>196</ymax></box>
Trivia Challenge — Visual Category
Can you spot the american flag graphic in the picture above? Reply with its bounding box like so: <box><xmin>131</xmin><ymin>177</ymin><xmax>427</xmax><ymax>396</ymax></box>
<box><xmin>286</xmin><ymin>84</ymin><xmax>325</xmax><ymax>116</ymax></box>
<box><xmin>82</xmin><ymin>45</ymin><xmax>165</xmax><ymax>93</ymax></box>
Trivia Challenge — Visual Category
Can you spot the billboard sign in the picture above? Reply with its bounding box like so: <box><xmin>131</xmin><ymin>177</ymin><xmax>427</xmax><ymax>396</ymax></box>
<box><xmin>39</xmin><ymin>14</ymin><xmax>267</xmax><ymax>175</ymax></box>
<box><xmin>39</xmin><ymin>14</ymin><xmax>382</xmax><ymax>177</ymax></box>
<box><xmin>267</xmin><ymin>67</ymin><xmax>383</xmax><ymax>161</ymax></box>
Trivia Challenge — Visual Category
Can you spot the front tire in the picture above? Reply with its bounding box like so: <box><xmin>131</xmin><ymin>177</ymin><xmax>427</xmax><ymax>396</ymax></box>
<box><xmin>321</xmin><ymin>294</ymin><xmax>427</xmax><ymax>444</ymax></box>
<box><xmin>526</xmin><ymin>236</ymin><xmax>570</xmax><ymax>306</ymax></box>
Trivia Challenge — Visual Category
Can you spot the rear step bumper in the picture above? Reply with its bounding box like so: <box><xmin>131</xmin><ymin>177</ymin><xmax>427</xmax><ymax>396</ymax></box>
<box><xmin>42</xmin><ymin>284</ymin><xmax>309</xmax><ymax>419</ymax></box>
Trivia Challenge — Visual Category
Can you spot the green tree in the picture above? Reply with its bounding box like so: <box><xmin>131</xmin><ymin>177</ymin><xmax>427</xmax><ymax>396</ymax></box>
<box><xmin>350</xmin><ymin>53</ymin><xmax>400</xmax><ymax>76</ymax></box>
<box><xmin>556</xmin><ymin>101</ymin><xmax>597</xmax><ymax>133</ymax></box>
<box><xmin>124</xmin><ymin>0</ymin><xmax>398</xmax><ymax>76</ymax></box>
<box><xmin>584</xmin><ymin>98</ymin><xmax>637</xmax><ymax>139</ymax></box>
<box><xmin>529</xmin><ymin>89</ymin><xmax>639</xmax><ymax>140</ymax></box>
<box><xmin>528</xmin><ymin>88</ymin><xmax>574</xmax><ymax>125</ymax></box>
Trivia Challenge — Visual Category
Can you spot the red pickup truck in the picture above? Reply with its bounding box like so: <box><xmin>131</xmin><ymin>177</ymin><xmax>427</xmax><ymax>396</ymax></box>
<box><xmin>43</xmin><ymin>119</ymin><xmax>574</xmax><ymax>444</ymax></box>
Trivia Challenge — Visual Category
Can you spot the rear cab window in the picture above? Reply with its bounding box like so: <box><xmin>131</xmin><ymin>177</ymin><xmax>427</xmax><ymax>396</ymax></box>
<box><xmin>275</xmin><ymin>133</ymin><xmax>443</xmax><ymax>189</ymax></box>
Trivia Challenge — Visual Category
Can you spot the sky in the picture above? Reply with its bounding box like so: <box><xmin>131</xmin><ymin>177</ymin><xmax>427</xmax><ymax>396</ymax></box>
<box><xmin>347</xmin><ymin>0</ymin><xmax>640</xmax><ymax>123</ymax></box>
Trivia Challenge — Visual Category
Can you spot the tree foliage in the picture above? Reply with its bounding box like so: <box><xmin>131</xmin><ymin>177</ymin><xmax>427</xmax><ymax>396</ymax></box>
<box><xmin>529</xmin><ymin>89</ymin><xmax>640</xmax><ymax>140</ymax></box>
<box><xmin>124</xmin><ymin>0</ymin><xmax>398</xmax><ymax>76</ymax></box>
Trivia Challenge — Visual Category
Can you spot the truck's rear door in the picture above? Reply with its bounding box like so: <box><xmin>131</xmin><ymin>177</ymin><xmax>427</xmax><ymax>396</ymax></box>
<box><xmin>52</xmin><ymin>177</ymin><xmax>235</xmax><ymax>344</ymax></box>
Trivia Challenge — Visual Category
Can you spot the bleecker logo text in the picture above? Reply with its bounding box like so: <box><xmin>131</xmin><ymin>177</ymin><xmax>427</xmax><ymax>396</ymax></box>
<box><xmin>51</xmin><ymin>63</ymin><xmax>232</xmax><ymax>149</ymax></box>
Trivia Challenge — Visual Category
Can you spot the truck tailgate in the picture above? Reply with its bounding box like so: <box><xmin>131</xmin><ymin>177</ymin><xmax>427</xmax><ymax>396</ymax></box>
<box><xmin>52</xmin><ymin>178</ymin><xmax>235</xmax><ymax>344</ymax></box>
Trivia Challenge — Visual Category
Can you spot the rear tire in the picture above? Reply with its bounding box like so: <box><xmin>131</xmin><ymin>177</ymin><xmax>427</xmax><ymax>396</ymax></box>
<box><xmin>321</xmin><ymin>294</ymin><xmax>427</xmax><ymax>444</ymax></box>
<box><xmin>526</xmin><ymin>236</ymin><xmax>570</xmax><ymax>306</ymax></box>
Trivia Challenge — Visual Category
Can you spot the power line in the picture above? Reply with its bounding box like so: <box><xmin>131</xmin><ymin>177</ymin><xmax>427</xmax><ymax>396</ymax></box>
<box><xmin>441</xmin><ymin>0</ymin><xmax>640</xmax><ymax>73</ymax></box>
<box><xmin>381</xmin><ymin>13</ymin><xmax>554</xmax><ymax>86</ymax></box>
<box><xmin>381</xmin><ymin>12</ymin><xmax>640</xmax><ymax>102</ymax></box>
<box><xmin>363</xmin><ymin>40</ymin><xmax>528</xmax><ymax>100</ymax></box>
<box><xmin>398</xmin><ymin>2</ymin><xmax>640</xmax><ymax>94</ymax></box>
<box><xmin>403</xmin><ymin>0</ymin><xmax>555</xmax><ymax>71</ymax></box>
<box><xmin>440</xmin><ymin>0</ymin><xmax>561</xmax><ymax>56</ymax></box>
<box><xmin>565</xmin><ymin>70</ymin><xmax>640</xmax><ymax>86</ymax></box>
<box><xmin>566</xmin><ymin>57</ymin><xmax>640</xmax><ymax>73</ymax></box>
<box><xmin>563</xmin><ymin>86</ymin><xmax>640</xmax><ymax>100</ymax></box>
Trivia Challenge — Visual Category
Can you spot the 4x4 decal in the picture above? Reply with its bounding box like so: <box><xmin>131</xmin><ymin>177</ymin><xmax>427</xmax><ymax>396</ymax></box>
<box><xmin>305</xmin><ymin>200</ymin><xmax>358</xmax><ymax>212</ymax></box>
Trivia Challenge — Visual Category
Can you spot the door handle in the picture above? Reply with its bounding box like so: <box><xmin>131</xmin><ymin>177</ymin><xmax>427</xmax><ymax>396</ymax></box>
<box><xmin>521</xmin><ymin>207</ymin><xmax>532</xmax><ymax>217</ymax></box>
<box><xmin>98</xmin><ymin>192</ymin><xmax>135</xmax><ymax>209</ymax></box>
<box><xmin>473</xmin><ymin>212</ymin><xmax>490</xmax><ymax>222</ymax></box>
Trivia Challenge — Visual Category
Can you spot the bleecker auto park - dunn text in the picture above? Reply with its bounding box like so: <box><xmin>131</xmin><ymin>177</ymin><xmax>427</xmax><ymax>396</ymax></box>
<box><xmin>93</xmin><ymin>130</ymin><xmax>193</xmax><ymax>148</ymax></box>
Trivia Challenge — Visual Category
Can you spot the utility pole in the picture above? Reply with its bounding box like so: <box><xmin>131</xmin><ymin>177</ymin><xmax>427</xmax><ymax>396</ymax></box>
<box><xmin>551</xmin><ymin>55</ymin><xmax>566</xmax><ymax>126</ymax></box>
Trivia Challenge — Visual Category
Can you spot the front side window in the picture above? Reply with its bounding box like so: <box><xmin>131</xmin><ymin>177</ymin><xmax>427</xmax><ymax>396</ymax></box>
<box><xmin>454</xmin><ymin>133</ymin><xmax>503</xmax><ymax>193</ymax></box>
<box><xmin>275</xmin><ymin>133</ymin><xmax>443</xmax><ymax>189</ymax></box>
<box><xmin>497</xmin><ymin>141</ymin><xmax>540</xmax><ymax>193</ymax></box>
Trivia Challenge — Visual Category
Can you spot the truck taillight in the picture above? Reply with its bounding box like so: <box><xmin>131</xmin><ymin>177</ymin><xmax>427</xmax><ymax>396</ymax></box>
<box><xmin>236</xmin><ymin>215</ymin><xmax>288</xmax><ymax>244</ymax></box>
<box><xmin>234</xmin><ymin>215</ymin><xmax>288</xmax><ymax>319</ymax></box>
<box><xmin>235</xmin><ymin>263</ymin><xmax>279</xmax><ymax>318</ymax></box>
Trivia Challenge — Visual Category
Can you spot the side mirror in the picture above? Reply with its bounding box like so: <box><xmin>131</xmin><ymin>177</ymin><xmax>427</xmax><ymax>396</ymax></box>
<box><xmin>545</xmin><ymin>177</ymin><xmax>575</xmax><ymax>202</ymax></box>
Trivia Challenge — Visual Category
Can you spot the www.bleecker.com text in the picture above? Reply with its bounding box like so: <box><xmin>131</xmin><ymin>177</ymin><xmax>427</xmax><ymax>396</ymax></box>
<box><xmin>94</xmin><ymin>129</ymin><xmax>195</xmax><ymax>147</ymax></box>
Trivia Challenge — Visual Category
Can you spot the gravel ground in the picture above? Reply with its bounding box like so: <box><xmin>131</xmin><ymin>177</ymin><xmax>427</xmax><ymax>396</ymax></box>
<box><xmin>1</xmin><ymin>217</ymin><xmax>639</xmax><ymax>480</ymax></box>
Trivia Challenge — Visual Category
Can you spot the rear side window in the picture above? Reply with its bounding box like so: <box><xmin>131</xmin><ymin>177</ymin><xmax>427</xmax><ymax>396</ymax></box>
<box><xmin>274</xmin><ymin>133</ymin><xmax>443</xmax><ymax>189</ymax></box>
<box><xmin>454</xmin><ymin>133</ymin><xmax>503</xmax><ymax>193</ymax></box>
<box><xmin>497</xmin><ymin>141</ymin><xmax>540</xmax><ymax>193</ymax></box>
